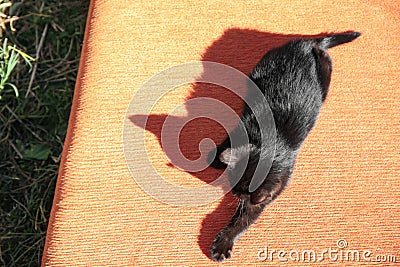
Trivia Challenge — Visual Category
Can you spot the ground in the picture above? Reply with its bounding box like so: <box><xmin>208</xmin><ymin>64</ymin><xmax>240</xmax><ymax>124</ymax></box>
<box><xmin>0</xmin><ymin>1</ymin><xmax>89</xmax><ymax>265</ymax></box>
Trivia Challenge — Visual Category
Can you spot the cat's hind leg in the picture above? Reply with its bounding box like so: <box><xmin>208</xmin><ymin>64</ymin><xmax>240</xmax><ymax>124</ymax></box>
<box><xmin>207</xmin><ymin>137</ymin><xmax>231</xmax><ymax>169</ymax></box>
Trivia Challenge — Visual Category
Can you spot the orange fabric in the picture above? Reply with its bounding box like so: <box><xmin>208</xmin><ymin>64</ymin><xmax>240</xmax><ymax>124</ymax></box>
<box><xmin>42</xmin><ymin>0</ymin><xmax>400</xmax><ymax>266</ymax></box>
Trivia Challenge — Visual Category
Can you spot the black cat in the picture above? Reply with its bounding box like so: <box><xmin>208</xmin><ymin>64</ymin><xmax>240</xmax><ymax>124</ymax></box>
<box><xmin>209</xmin><ymin>32</ymin><xmax>361</xmax><ymax>262</ymax></box>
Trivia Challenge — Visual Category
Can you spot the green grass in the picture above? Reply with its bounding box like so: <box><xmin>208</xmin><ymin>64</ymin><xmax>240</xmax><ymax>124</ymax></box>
<box><xmin>0</xmin><ymin>37</ymin><xmax>35</xmax><ymax>98</ymax></box>
<box><xmin>0</xmin><ymin>0</ymin><xmax>89</xmax><ymax>266</ymax></box>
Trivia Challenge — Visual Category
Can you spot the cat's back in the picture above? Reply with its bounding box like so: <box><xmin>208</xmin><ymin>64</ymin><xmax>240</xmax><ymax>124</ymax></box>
<box><xmin>248</xmin><ymin>40</ymin><xmax>324</xmax><ymax>148</ymax></box>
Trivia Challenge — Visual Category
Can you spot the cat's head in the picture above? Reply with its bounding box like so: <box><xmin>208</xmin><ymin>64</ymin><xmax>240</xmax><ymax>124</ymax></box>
<box><xmin>220</xmin><ymin>144</ymin><xmax>288</xmax><ymax>205</ymax></box>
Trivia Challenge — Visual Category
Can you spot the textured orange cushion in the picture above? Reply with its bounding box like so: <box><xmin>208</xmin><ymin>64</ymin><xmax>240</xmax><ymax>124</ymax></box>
<box><xmin>42</xmin><ymin>0</ymin><xmax>400</xmax><ymax>266</ymax></box>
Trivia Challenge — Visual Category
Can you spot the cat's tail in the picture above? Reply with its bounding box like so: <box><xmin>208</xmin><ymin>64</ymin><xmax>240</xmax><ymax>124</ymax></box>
<box><xmin>317</xmin><ymin>32</ymin><xmax>361</xmax><ymax>50</ymax></box>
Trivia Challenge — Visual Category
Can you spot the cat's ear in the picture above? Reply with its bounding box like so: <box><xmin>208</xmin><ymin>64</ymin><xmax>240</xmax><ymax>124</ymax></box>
<box><xmin>250</xmin><ymin>188</ymin><xmax>270</xmax><ymax>205</ymax></box>
<box><xmin>219</xmin><ymin>144</ymin><xmax>255</xmax><ymax>169</ymax></box>
<box><xmin>316</xmin><ymin>32</ymin><xmax>361</xmax><ymax>50</ymax></box>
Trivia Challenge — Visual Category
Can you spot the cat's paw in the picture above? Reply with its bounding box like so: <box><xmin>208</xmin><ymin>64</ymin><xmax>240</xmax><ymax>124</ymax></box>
<box><xmin>210</xmin><ymin>232</ymin><xmax>233</xmax><ymax>262</ymax></box>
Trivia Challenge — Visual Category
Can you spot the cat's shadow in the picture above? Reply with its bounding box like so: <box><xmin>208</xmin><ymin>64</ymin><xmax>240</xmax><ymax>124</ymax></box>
<box><xmin>129</xmin><ymin>29</ymin><xmax>323</xmax><ymax>259</ymax></box>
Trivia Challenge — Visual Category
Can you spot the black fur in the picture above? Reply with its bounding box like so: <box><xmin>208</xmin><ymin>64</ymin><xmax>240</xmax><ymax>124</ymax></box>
<box><xmin>209</xmin><ymin>32</ymin><xmax>360</xmax><ymax>262</ymax></box>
